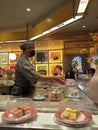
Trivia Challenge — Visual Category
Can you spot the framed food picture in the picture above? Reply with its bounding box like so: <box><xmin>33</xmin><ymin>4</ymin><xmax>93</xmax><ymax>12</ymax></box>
<box><xmin>49</xmin><ymin>50</ymin><xmax>63</xmax><ymax>63</ymax></box>
<box><xmin>0</xmin><ymin>53</ymin><xmax>8</xmax><ymax>64</ymax></box>
<box><xmin>36</xmin><ymin>64</ymin><xmax>48</xmax><ymax>75</ymax></box>
<box><xmin>49</xmin><ymin>64</ymin><xmax>63</xmax><ymax>76</ymax></box>
<box><xmin>35</xmin><ymin>51</ymin><xmax>48</xmax><ymax>63</ymax></box>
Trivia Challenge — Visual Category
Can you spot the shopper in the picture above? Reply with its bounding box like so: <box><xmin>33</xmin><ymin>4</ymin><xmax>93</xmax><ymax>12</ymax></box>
<box><xmin>10</xmin><ymin>41</ymin><xmax>65</xmax><ymax>97</ymax></box>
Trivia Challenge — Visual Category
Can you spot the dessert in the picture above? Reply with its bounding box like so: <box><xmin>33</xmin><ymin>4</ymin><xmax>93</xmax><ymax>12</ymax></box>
<box><xmin>49</xmin><ymin>91</ymin><xmax>61</xmax><ymax>101</ymax></box>
<box><xmin>19</xmin><ymin>105</ymin><xmax>31</xmax><ymax>114</ymax></box>
<box><xmin>61</xmin><ymin>108</ymin><xmax>80</xmax><ymax>121</ymax></box>
<box><xmin>9</xmin><ymin>105</ymin><xmax>31</xmax><ymax>118</ymax></box>
<box><xmin>71</xmin><ymin>92</ymin><xmax>77</xmax><ymax>96</ymax></box>
<box><xmin>10</xmin><ymin>109</ymin><xmax>23</xmax><ymax>118</ymax></box>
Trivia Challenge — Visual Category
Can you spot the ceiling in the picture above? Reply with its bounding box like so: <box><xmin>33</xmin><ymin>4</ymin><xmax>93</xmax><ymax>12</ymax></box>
<box><xmin>0</xmin><ymin>0</ymin><xmax>98</xmax><ymax>41</ymax></box>
<box><xmin>59</xmin><ymin>0</ymin><xmax>98</xmax><ymax>32</ymax></box>
<box><xmin>0</xmin><ymin>0</ymin><xmax>70</xmax><ymax>32</ymax></box>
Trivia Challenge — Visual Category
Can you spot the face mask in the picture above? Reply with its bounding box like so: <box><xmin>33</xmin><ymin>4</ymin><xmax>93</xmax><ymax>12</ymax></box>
<box><xmin>30</xmin><ymin>50</ymin><xmax>35</xmax><ymax>57</ymax></box>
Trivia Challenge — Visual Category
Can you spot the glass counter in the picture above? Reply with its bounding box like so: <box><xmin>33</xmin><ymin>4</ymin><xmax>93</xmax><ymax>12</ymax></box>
<box><xmin>0</xmin><ymin>81</ymin><xmax>98</xmax><ymax>130</ymax></box>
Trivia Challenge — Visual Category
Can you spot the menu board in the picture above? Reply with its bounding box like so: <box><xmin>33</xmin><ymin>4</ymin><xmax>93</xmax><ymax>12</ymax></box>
<box><xmin>0</xmin><ymin>53</ymin><xmax>8</xmax><ymax>64</ymax></box>
<box><xmin>49</xmin><ymin>50</ymin><xmax>62</xmax><ymax>63</ymax></box>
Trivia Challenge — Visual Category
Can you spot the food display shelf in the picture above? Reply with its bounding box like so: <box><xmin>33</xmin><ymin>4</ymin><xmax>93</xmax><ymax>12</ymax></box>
<box><xmin>0</xmin><ymin>83</ymin><xmax>98</xmax><ymax>130</ymax></box>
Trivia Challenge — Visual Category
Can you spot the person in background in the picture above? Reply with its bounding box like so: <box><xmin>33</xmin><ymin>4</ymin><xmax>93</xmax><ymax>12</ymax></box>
<box><xmin>53</xmin><ymin>65</ymin><xmax>63</xmax><ymax>76</ymax></box>
<box><xmin>87</xmin><ymin>68</ymin><xmax>95</xmax><ymax>77</ymax></box>
<box><xmin>73</xmin><ymin>66</ymin><xmax>79</xmax><ymax>80</ymax></box>
<box><xmin>65</xmin><ymin>68</ymin><xmax>75</xmax><ymax>79</ymax></box>
<box><xmin>10</xmin><ymin>41</ymin><xmax>65</xmax><ymax>97</ymax></box>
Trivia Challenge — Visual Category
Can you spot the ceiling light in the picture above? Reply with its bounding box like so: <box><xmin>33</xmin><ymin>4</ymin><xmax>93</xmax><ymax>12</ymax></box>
<box><xmin>5</xmin><ymin>40</ymin><xmax>26</xmax><ymax>43</ymax></box>
<box><xmin>77</xmin><ymin>0</ymin><xmax>89</xmax><ymax>13</ymax></box>
<box><xmin>26</xmin><ymin>8</ymin><xmax>31</xmax><ymax>12</ymax></box>
<box><xmin>47</xmin><ymin>18</ymin><xmax>52</xmax><ymax>22</ymax></box>
<box><xmin>83</xmin><ymin>25</ymin><xmax>86</xmax><ymax>28</ymax></box>
<box><xmin>0</xmin><ymin>40</ymin><xmax>26</xmax><ymax>44</ymax></box>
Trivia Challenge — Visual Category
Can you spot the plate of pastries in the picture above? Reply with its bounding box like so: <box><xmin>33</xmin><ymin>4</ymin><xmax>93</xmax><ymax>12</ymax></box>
<box><xmin>2</xmin><ymin>98</ymin><xmax>37</xmax><ymax>123</ymax></box>
<box><xmin>55</xmin><ymin>107</ymin><xmax>92</xmax><ymax>127</ymax></box>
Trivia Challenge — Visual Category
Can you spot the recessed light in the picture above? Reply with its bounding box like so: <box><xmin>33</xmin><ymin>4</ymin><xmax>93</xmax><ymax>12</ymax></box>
<box><xmin>26</xmin><ymin>8</ymin><xmax>31</xmax><ymax>12</ymax></box>
<box><xmin>47</xmin><ymin>18</ymin><xmax>52</xmax><ymax>22</ymax></box>
<box><xmin>83</xmin><ymin>25</ymin><xmax>86</xmax><ymax>28</ymax></box>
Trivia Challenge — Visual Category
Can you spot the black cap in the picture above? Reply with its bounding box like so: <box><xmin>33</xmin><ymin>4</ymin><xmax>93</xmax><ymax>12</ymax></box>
<box><xmin>20</xmin><ymin>41</ymin><xmax>35</xmax><ymax>50</ymax></box>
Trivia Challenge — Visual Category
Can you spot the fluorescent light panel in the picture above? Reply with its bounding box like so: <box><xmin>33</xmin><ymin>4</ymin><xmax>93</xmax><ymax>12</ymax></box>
<box><xmin>0</xmin><ymin>40</ymin><xmax>26</xmax><ymax>44</ymax></box>
<box><xmin>77</xmin><ymin>0</ymin><xmax>89</xmax><ymax>13</ymax></box>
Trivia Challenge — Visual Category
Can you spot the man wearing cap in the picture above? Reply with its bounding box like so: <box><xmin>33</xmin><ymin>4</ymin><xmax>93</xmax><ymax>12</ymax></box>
<box><xmin>10</xmin><ymin>41</ymin><xmax>65</xmax><ymax>97</ymax></box>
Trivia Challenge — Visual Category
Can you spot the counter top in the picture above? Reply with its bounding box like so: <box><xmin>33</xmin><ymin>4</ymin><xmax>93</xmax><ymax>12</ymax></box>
<box><xmin>0</xmin><ymin>111</ymin><xmax>98</xmax><ymax>130</ymax></box>
<box><xmin>0</xmin><ymin>83</ymin><xmax>98</xmax><ymax>130</ymax></box>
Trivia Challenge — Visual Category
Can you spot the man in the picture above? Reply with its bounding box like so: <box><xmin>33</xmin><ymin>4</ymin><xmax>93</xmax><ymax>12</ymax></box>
<box><xmin>11</xmin><ymin>41</ymin><xmax>65</xmax><ymax>97</ymax></box>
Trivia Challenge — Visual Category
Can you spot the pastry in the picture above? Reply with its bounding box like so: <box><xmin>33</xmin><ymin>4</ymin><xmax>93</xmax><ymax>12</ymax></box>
<box><xmin>10</xmin><ymin>109</ymin><xmax>23</xmax><ymax>118</ymax></box>
<box><xmin>62</xmin><ymin>108</ymin><xmax>80</xmax><ymax>121</ymax></box>
<box><xmin>19</xmin><ymin>105</ymin><xmax>31</xmax><ymax>114</ymax></box>
<box><xmin>9</xmin><ymin>105</ymin><xmax>31</xmax><ymax>118</ymax></box>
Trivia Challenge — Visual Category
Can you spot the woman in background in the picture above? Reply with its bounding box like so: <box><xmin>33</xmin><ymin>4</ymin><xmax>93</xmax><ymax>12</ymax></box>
<box><xmin>87</xmin><ymin>68</ymin><xmax>95</xmax><ymax>77</ymax></box>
